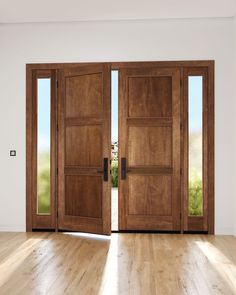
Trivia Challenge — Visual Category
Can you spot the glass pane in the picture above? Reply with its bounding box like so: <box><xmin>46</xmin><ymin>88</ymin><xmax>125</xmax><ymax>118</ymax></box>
<box><xmin>188</xmin><ymin>76</ymin><xmax>203</xmax><ymax>216</ymax></box>
<box><xmin>37</xmin><ymin>79</ymin><xmax>51</xmax><ymax>214</ymax></box>
<box><xmin>111</xmin><ymin>70</ymin><xmax>118</xmax><ymax>231</ymax></box>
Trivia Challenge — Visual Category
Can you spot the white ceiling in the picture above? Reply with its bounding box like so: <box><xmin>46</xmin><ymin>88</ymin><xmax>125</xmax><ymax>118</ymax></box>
<box><xmin>0</xmin><ymin>0</ymin><xmax>235</xmax><ymax>23</ymax></box>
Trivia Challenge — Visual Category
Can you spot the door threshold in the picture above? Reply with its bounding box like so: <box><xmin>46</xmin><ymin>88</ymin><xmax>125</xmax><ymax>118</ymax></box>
<box><xmin>112</xmin><ymin>230</ymin><xmax>208</xmax><ymax>234</ymax></box>
<box><xmin>112</xmin><ymin>230</ymin><xmax>182</xmax><ymax>234</ymax></box>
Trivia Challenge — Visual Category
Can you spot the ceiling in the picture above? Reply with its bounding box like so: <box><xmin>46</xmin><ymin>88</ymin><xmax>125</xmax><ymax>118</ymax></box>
<box><xmin>0</xmin><ymin>0</ymin><xmax>235</xmax><ymax>23</ymax></box>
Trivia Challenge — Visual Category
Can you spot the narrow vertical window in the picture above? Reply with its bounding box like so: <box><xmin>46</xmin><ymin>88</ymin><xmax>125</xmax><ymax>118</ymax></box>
<box><xmin>111</xmin><ymin>70</ymin><xmax>118</xmax><ymax>231</ymax></box>
<box><xmin>188</xmin><ymin>76</ymin><xmax>203</xmax><ymax>216</ymax></box>
<box><xmin>37</xmin><ymin>78</ymin><xmax>51</xmax><ymax>214</ymax></box>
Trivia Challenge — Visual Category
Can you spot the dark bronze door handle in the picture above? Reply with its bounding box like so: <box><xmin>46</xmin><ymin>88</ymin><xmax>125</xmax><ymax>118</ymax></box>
<box><xmin>121</xmin><ymin>158</ymin><xmax>126</xmax><ymax>180</ymax></box>
<box><xmin>97</xmin><ymin>158</ymin><xmax>108</xmax><ymax>181</ymax></box>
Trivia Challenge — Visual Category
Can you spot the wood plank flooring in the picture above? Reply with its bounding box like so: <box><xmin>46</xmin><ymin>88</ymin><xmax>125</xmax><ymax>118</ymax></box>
<box><xmin>0</xmin><ymin>233</ymin><xmax>236</xmax><ymax>295</ymax></box>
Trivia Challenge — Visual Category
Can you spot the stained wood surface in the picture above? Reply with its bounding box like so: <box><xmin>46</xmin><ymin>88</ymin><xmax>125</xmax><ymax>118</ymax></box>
<box><xmin>0</xmin><ymin>233</ymin><xmax>235</xmax><ymax>295</ymax></box>
<box><xmin>26</xmin><ymin>60</ymin><xmax>214</xmax><ymax>70</ymax></box>
<box><xmin>119</xmin><ymin>67</ymin><xmax>181</xmax><ymax>231</ymax></box>
<box><xmin>128</xmin><ymin>76</ymin><xmax>172</xmax><ymax>117</ymax></box>
<box><xmin>128</xmin><ymin>126</ymin><xmax>172</xmax><ymax>166</ymax></box>
<box><xmin>183</xmin><ymin>66</ymin><xmax>214</xmax><ymax>233</ymax></box>
<box><xmin>26</xmin><ymin>61</ymin><xmax>214</xmax><ymax>234</ymax></box>
<box><xmin>27</xmin><ymin>69</ymin><xmax>57</xmax><ymax>230</ymax></box>
<box><xmin>65</xmin><ymin>125</ymin><xmax>102</xmax><ymax>167</ymax></box>
<box><xmin>58</xmin><ymin>64</ymin><xmax>111</xmax><ymax>235</ymax></box>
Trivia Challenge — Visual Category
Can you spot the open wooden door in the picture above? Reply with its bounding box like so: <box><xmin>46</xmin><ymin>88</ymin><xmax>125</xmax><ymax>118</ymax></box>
<box><xmin>58</xmin><ymin>64</ymin><xmax>111</xmax><ymax>235</ymax></box>
<box><xmin>119</xmin><ymin>67</ymin><xmax>181</xmax><ymax>231</ymax></box>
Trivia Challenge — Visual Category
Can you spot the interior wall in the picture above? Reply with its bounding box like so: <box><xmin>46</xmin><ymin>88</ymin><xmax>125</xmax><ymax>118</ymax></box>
<box><xmin>234</xmin><ymin>16</ymin><xmax>236</xmax><ymax>237</ymax></box>
<box><xmin>0</xmin><ymin>18</ymin><xmax>234</xmax><ymax>234</ymax></box>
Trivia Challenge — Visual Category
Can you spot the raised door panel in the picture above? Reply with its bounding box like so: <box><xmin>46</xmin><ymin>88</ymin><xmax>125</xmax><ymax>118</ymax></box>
<box><xmin>65</xmin><ymin>175</ymin><xmax>102</xmax><ymax>218</ymax></box>
<box><xmin>128</xmin><ymin>76</ymin><xmax>172</xmax><ymax>117</ymax></box>
<box><xmin>65</xmin><ymin>73</ymin><xmax>103</xmax><ymax>118</ymax></box>
<box><xmin>128</xmin><ymin>175</ymin><xmax>172</xmax><ymax>216</ymax></box>
<box><xmin>65</xmin><ymin>125</ymin><xmax>102</xmax><ymax>167</ymax></box>
<box><xmin>128</xmin><ymin>126</ymin><xmax>172</xmax><ymax>167</ymax></box>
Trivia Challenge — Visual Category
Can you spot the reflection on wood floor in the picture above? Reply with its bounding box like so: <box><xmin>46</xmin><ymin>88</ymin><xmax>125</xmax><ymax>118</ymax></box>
<box><xmin>112</xmin><ymin>188</ymin><xmax>118</xmax><ymax>231</ymax></box>
<box><xmin>0</xmin><ymin>232</ymin><xmax>236</xmax><ymax>294</ymax></box>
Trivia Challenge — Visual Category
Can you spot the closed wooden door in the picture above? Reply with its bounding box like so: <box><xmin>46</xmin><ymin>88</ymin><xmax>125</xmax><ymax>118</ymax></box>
<box><xmin>119</xmin><ymin>67</ymin><xmax>181</xmax><ymax>231</ymax></box>
<box><xmin>58</xmin><ymin>64</ymin><xmax>111</xmax><ymax>235</ymax></box>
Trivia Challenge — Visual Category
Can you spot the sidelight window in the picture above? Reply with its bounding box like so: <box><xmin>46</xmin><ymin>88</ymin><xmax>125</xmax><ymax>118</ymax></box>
<box><xmin>188</xmin><ymin>76</ymin><xmax>203</xmax><ymax>216</ymax></box>
<box><xmin>37</xmin><ymin>78</ymin><xmax>51</xmax><ymax>214</ymax></box>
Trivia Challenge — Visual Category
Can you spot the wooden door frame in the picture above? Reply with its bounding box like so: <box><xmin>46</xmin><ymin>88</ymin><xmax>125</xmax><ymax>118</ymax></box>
<box><xmin>26</xmin><ymin>69</ymin><xmax>57</xmax><ymax>231</ymax></box>
<box><xmin>182</xmin><ymin>66</ymin><xmax>214</xmax><ymax>233</ymax></box>
<box><xmin>26</xmin><ymin>60</ymin><xmax>214</xmax><ymax>233</ymax></box>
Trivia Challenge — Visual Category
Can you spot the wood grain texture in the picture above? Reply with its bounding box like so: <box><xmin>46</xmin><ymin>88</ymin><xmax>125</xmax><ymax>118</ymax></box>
<box><xmin>58</xmin><ymin>64</ymin><xmax>111</xmax><ymax>235</ymax></box>
<box><xmin>128</xmin><ymin>76</ymin><xmax>172</xmax><ymax>117</ymax></box>
<box><xmin>26</xmin><ymin>60</ymin><xmax>214</xmax><ymax>70</ymax></box>
<box><xmin>65</xmin><ymin>125</ymin><xmax>102</xmax><ymax>167</ymax></box>
<box><xmin>0</xmin><ymin>233</ymin><xmax>235</xmax><ymax>295</ymax></box>
<box><xmin>119</xmin><ymin>67</ymin><xmax>181</xmax><ymax>231</ymax></box>
<box><xmin>128</xmin><ymin>126</ymin><xmax>172</xmax><ymax>167</ymax></box>
<box><xmin>183</xmin><ymin>66</ymin><xmax>214</xmax><ymax>233</ymax></box>
<box><xmin>26</xmin><ymin>61</ymin><xmax>214</xmax><ymax>234</ymax></box>
<box><xmin>128</xmin><ymin>175</ymin><xmax>172</xmax><ymax>216</ymax></box>
<box><xmin>65</xmin><ymin>175</ymin><xmax>102</xmax><ymax>218</ymax></box>
<box><xmin>26</xmin><ymin>66</ymin><xmax>33</xmax><ymax>231</ymax></box>
<box><xmin>65</xmin><ymin>73</ymin><xmax>102</xmax><ymax>118</ymax></box>
<box><xmin>207</xmin><ymin>62</ymin><xmax>215</xmax><ymax>234</ymax></box>
<box><xmin>26</xmin><ymin>69</ymin><xmax>57</xmax><ymax>230</ymax></box>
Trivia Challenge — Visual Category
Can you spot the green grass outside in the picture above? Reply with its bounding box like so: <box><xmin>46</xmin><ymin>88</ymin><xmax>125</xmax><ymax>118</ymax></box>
<box><xmin>111</xmin><ymin>160</ymin><xmax>118</xmax><ymax>188</ymax></box>
<box><xmin>37</xmin><ymin>152</ymin><xmax>50</xmax><ymax>214</ymax></box>
<box><xmin>188</xmin><ymin>169</ymin><xmax>203</xmax><ymax>216</ymax></box>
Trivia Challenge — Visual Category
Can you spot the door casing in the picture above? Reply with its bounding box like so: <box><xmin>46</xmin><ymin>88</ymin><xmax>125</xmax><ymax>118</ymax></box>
<box><xmin>26</xmin><ymin>60</ymin><xmax>214</xmax><ymax>234</ymax></box>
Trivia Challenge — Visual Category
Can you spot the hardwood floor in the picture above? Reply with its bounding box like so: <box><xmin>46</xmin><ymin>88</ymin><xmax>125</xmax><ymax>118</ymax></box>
<box><xmin>0</xmin><ymin>233</ymin><xmax>236</xmax><ymax>295</ymax></box>
<box><xmin>112</xmin><ymin>188</ymin><xmax>118</xmax><ymax>231</ymax></box>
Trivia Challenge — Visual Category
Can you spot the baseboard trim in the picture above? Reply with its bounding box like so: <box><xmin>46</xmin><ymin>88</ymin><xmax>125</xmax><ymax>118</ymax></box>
<box><xmin>0</xmin><ymin>224</ymin><xmax>25</xmax><ymax>232</ymax></box>
<box><xmin>215</xmin><ymin>227</ymin><xmax>235</xmax><ymax>235</ymax></box>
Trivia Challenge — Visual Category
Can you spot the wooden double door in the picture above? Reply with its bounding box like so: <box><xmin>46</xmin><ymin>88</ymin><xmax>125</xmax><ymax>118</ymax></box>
<box><xmin>56</xmin><ymin>64</ymin><xmax>181</xmax><ymax>234</ymax></box>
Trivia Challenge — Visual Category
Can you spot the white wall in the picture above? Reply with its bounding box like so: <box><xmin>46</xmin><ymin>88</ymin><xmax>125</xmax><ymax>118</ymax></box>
<box><xmin>234</xmin><ymin>17</ymin><xmax>236</xmax><ymax>237</ymax></box>
<box><xmin>0</xmin><ymin>18</ymin><xmax>235</xmax><ymax>234</ymax></box>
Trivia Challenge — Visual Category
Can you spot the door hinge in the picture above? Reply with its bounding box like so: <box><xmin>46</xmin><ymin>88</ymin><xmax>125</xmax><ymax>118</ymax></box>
<box><xmin>56</xmin><ymin>80</ymin><xmax>59</xmax><ymax>88</ymax></box>
<box><xmin>180</xmin><ymin>168</ymin><xmax>183</xmax><ymax>175</ymax></box>
<box><xmin>180</xmin><ymin>122</ymin><xmax>183</xmax><ymax>130</ymax></box>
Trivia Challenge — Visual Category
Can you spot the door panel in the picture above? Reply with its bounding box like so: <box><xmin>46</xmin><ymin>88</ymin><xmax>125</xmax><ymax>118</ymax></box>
<box><xmin>128</xmin><ymin>76</ymin><xmax>172</xmax><ymax>117</ymax></box>
<box><xmin>65</xmin><ymin>73</ymin><xmax>103</xmax><ymax>118</ymax></box>
<box><xmin>65</xmin><ymin>125</ymin><xmax>102</xmax><ymax>167</ymax></box>
<box><xmin>119</xmin><ymin>67</ymin><xmax>181</xmax><ymax>231</ymax></box>
<box><xmin>128</xmin><ymin>126</ymin><xmax>172</xmax><ymax>166</ymax></box>
<box><xmin>128</xmin><ymin>175</ymin><xmax>172</xmax><ymax>216</ymax></box>
<box><xmin>58</xmin><ymin>64</ymin><xmax>111</xmax><ymax>235</ymax></box>
<box><xmin>65</xmin><ymin>175</ymin><xmax>102</xmax><ymax>218</ymax></box>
